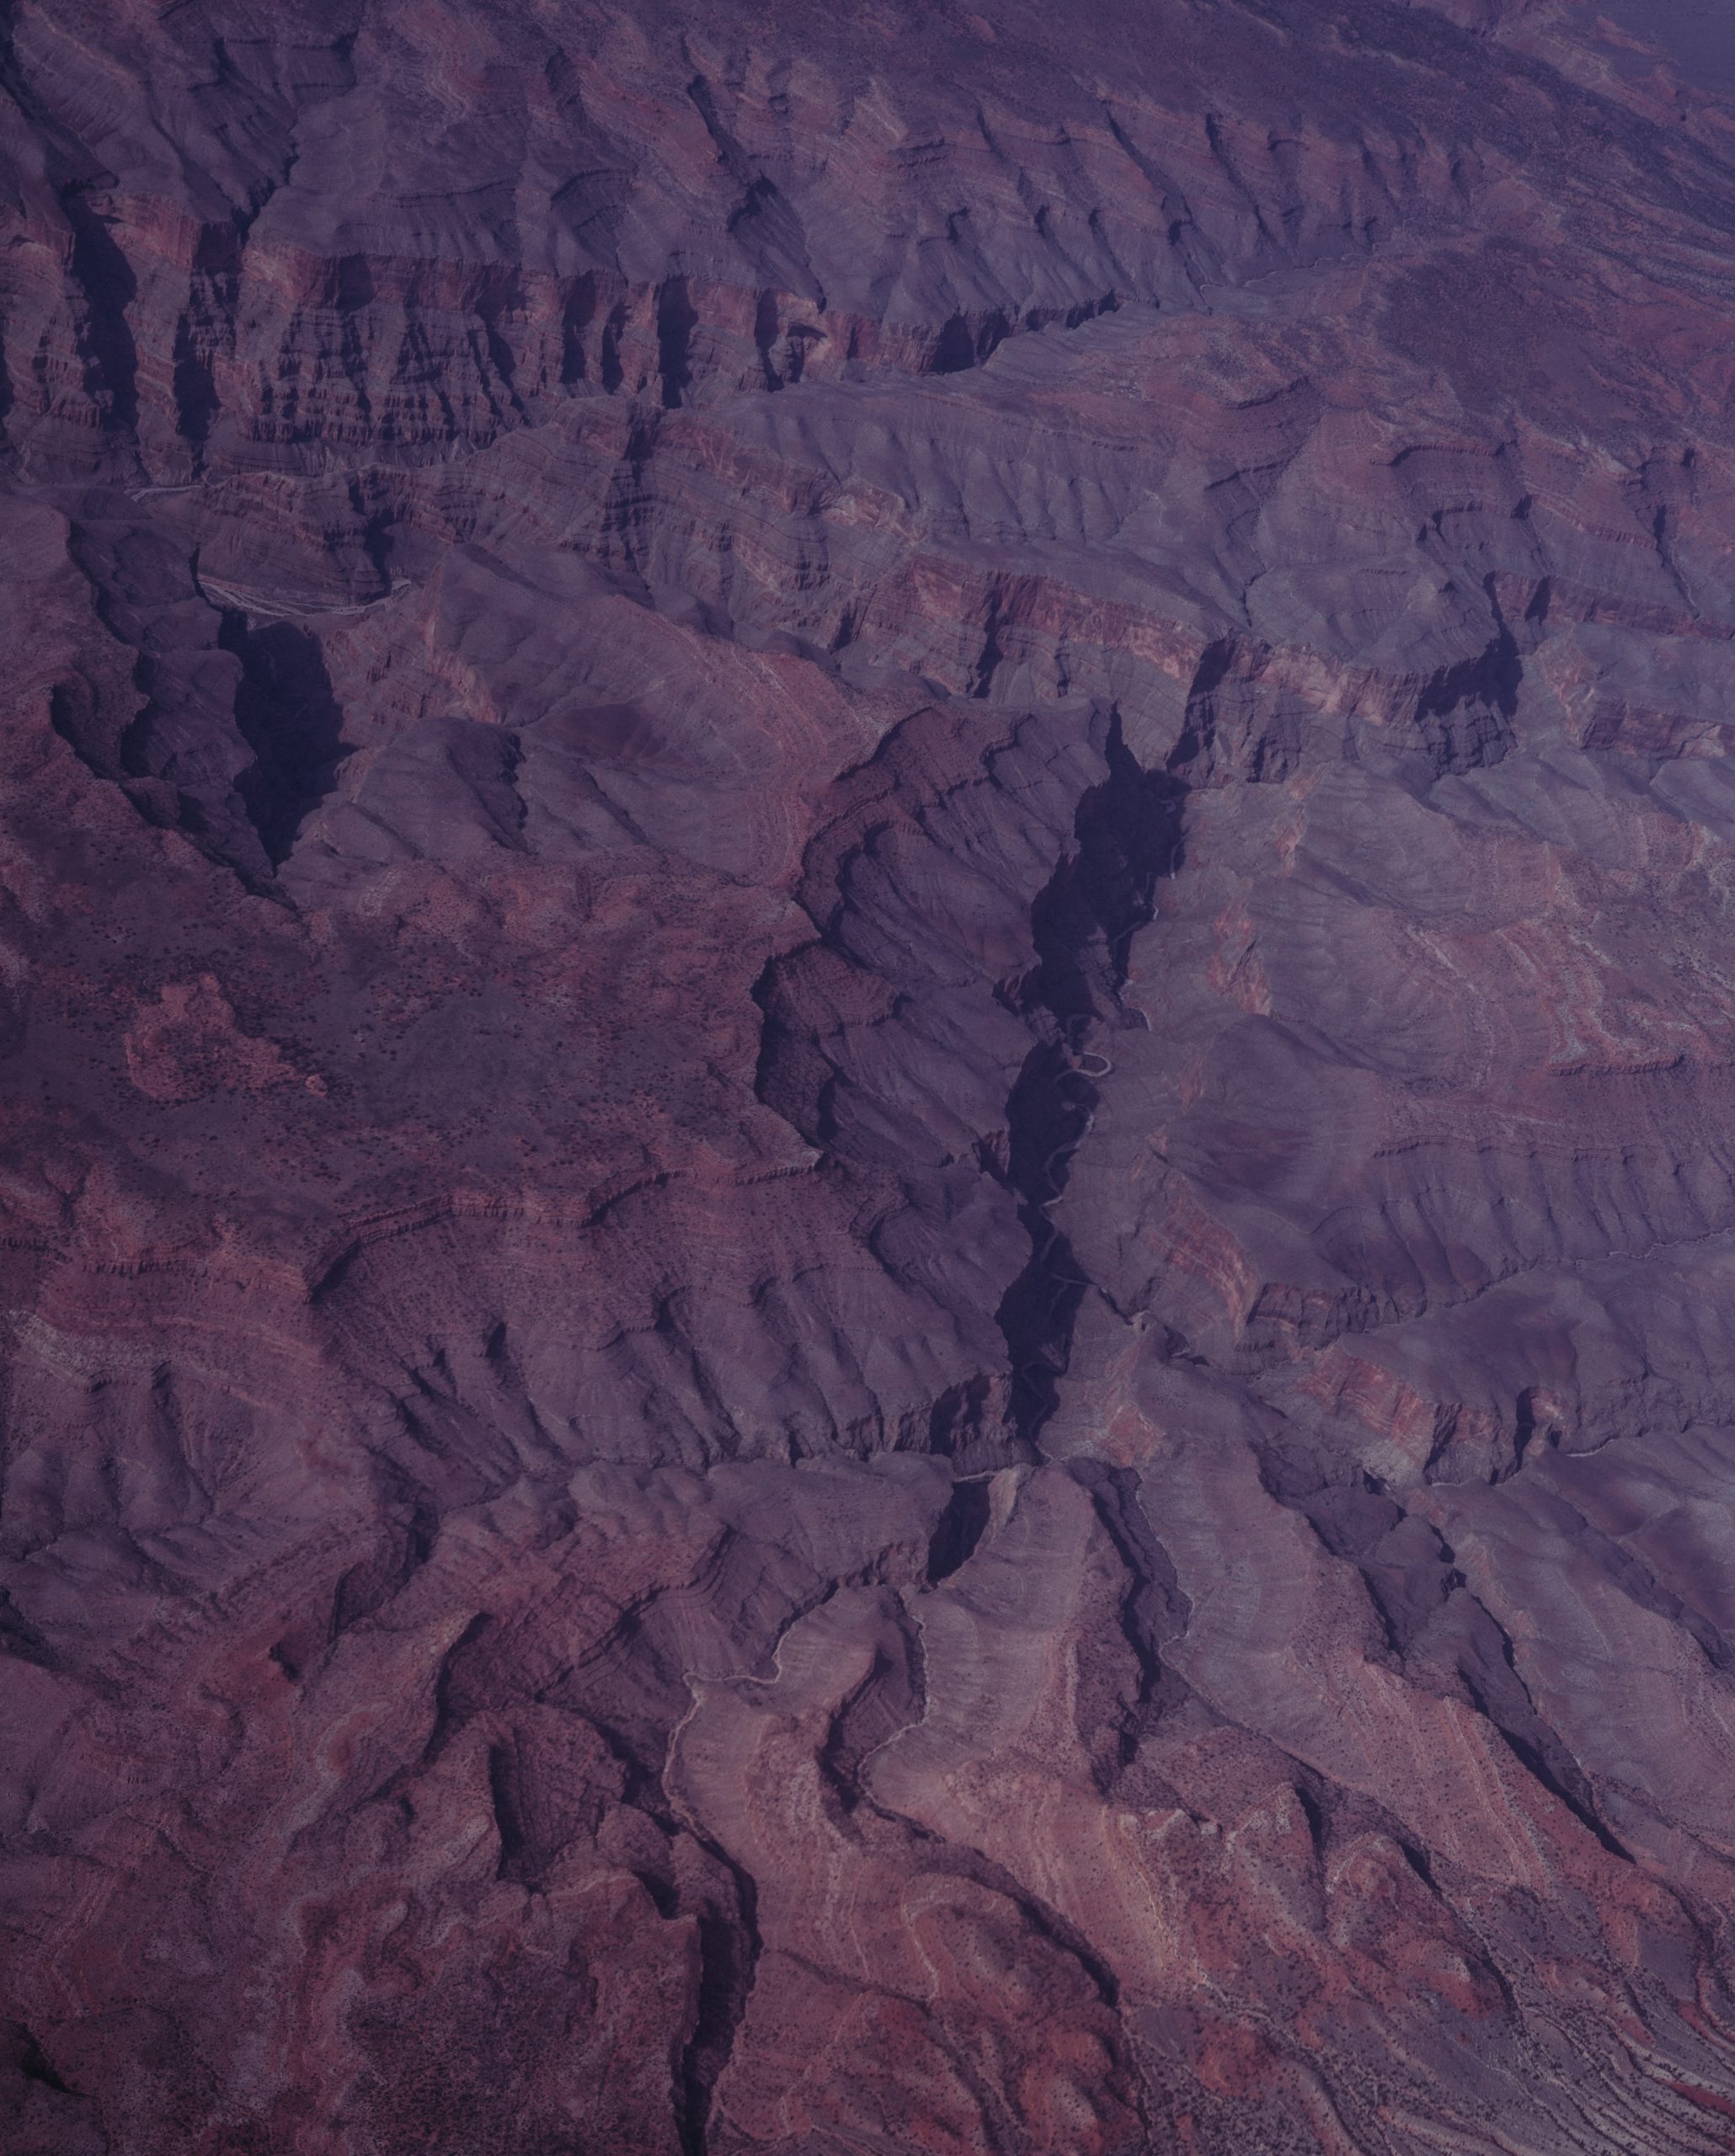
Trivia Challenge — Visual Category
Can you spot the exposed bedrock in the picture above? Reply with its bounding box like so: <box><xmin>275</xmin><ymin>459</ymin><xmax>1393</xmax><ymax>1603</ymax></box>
<box><xmin>10</xmin><ymin>1</ymin><xmax>1735</xmax><ymax>2152</ymax></box>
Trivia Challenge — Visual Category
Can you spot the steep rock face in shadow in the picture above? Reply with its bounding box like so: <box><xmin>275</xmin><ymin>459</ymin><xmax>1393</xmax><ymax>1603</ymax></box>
<box><xmin>10</xmin><ymin>2</ymin><xmax>1735</xmax><ymax>2152</ymax></box>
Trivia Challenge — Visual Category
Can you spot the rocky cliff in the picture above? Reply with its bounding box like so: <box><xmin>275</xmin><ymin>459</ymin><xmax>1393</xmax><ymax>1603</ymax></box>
<box><xmin>8</xmin><ymin>0</ymin><xmax>1735</xmax><ymax>2149</ymax></box>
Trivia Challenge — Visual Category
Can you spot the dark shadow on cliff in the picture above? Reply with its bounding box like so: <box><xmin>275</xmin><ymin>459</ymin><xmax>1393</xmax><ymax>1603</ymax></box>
<box><xmin>222</xmin><ymin>615</ymin><xmax>350</xmax><ymax>866</ymax></box>
<box><xmin>996</xmin><ymin>713</ymin><xmax>1187</xmax><ymax>1447</ymax></box>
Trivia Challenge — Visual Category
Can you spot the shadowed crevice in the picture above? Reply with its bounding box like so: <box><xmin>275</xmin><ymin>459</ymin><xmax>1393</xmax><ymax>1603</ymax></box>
<box><xmin>657</xmin><ymin>276</ymin><xmax>699</xmax><ymax>408</ymax></box>
<box><xmin>222</xmin><ymin>615</ymin><xmax>350</xmax><ymax>867</ymax></box>
<box><xmin>926</xmin><ymin>1476</ymin><xmax>992</xmax><ymax>1583</ymax></box>
<box><xmin>62</xmin><ymin>186</ymin><xmax>139</xmax><ymax>435</ymax></box>
<box><xmin>995</xmin><ymin>712</ymin><xmax>1187</xmax><ymax>1448</ymax></box>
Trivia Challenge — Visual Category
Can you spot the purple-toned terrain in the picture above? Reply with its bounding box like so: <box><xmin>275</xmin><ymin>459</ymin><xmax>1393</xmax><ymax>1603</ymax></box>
<box><xmin>8</xmin><ymin>0</ymin><xmax>1735</xmax><ymax>2148</ymax></box>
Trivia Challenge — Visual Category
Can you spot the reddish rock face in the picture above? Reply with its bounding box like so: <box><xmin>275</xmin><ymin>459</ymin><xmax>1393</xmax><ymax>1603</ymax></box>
<box><xmin>9</xmin><ymin>0</ymin><xmax>1735</xmax><ymax>2148</ymax></box>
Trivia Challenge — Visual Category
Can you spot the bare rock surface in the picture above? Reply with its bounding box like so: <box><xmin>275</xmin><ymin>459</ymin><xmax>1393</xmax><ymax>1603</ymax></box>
<box><xmin>8</xmin><ymin>0</ymin><xmax>1735</xmax><ymax>2149</ymax></box>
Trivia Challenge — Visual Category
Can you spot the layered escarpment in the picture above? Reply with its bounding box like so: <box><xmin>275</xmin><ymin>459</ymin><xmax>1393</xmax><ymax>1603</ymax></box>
<box><xmin>9</xmin><ymin>3</ymin><xmax>1735</xmax><ymax>2153</ymax></box>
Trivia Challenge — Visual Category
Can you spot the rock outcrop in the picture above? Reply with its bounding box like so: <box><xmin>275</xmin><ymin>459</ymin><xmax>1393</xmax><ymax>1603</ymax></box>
<box><xmin>8</xmin><ymin>0</ymin><xmax>1735</xmax><ymax>2149</ymax></box>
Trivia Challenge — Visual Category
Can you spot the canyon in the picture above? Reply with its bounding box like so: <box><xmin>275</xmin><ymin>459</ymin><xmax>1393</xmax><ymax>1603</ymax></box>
<box><xmin>7</xmin><ymin>0</ymin><xmax>1735</xmax><ymax>2149</ymax></box>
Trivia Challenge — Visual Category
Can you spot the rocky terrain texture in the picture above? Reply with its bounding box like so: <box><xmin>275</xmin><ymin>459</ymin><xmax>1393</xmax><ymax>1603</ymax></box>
<box><xmin>9</xmin><ymin>0</ymin><xmax>1735</xmax><ymax>2148</ymax></box>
